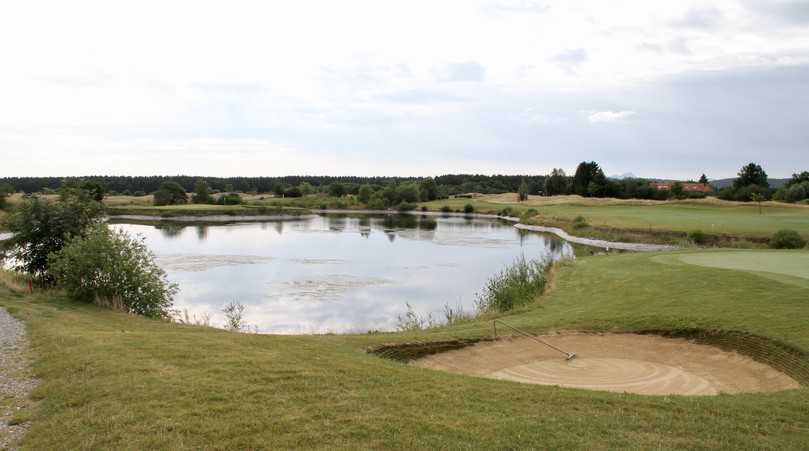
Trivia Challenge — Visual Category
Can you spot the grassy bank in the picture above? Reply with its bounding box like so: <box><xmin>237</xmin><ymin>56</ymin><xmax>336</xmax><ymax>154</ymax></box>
<box><xmin>420</xmin><ymin>194</ymin><xmax>809</xmax><ymax>245</ymax></box>
<box><xmin>2</xmin><ymin>249</ymin><xmax>808</xmax><ymax>449</ymax></box>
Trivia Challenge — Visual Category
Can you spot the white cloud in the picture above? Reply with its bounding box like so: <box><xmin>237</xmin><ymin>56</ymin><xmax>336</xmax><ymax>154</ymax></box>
<box><xmin>0</xmin><ymin>0</ymin><xmax>808</xmax><ymax>178</ymax></box>
<box><xmin>587</xmin><ymin>111</ymin><xmax>637</xmax><ymax>123</ymax></box>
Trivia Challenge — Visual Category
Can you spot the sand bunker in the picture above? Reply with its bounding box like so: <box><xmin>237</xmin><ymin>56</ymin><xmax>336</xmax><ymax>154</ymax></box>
<box><xmin>414</xmin><ymin>334</ymin><xmax>800</xmax><ymax>396</ymax></box>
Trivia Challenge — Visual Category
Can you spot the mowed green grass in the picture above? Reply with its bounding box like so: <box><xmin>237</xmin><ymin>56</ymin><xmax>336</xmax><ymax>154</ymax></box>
<box><xmin>2</xmin><ymin>250</ymin><xmax>809</xmax><ymax>450</ymax></box>
<box><xmin>421</xmin><ymin>196</ymin><xmax>809</xmax><ymax>240</ymax></box>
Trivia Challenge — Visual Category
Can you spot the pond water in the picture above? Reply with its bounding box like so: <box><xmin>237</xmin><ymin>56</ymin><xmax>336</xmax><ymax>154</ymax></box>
<box><xmin>110</xmin><ymin>214</ymin><xmax>574</xmax><ymax>334</ymax></box>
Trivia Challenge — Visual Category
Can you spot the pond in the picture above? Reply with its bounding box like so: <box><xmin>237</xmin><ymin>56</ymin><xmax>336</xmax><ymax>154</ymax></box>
<box><xmin>110</xmin><ymin>214</ymin><xmax>575</xmax><ymax>334</ymax></box>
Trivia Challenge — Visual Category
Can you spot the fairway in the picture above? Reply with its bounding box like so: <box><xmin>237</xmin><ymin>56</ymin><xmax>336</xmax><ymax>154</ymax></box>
<box><xmin>421</xmin><ymin>194</ymin><xmax>809</xmax><ymax>242</ymax></box>
<box><xmin>679</xmin><ymin>251</ymin><xmax>809</xmax><ymax>281</ymax></box>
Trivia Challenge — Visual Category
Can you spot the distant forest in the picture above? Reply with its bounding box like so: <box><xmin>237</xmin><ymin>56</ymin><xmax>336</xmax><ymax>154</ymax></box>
<box><xmin>0</xmin><ymin>174</ymin><xmax>546</xmax><ymax>197</ymax></box>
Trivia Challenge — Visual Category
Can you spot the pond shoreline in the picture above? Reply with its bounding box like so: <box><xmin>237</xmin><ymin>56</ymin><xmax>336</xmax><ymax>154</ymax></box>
<box><xmin>108</xmin><ymin>210</ymin><xmax>677</xmax><ymax>252</ymax></box>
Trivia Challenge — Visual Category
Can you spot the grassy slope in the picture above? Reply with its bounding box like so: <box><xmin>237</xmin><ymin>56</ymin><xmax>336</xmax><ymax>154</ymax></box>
<box><xmin>421</xmin><ymin>195</ymin><xmax>809</xmax><ymax>242</ymax></box>
<box><xmin>2</xmin><ymin>251</ymin><xmax>809</xmax><ymax>450</ymax></box>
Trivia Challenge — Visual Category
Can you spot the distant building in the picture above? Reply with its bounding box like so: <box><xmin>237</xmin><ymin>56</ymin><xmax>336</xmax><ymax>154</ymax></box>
<box><xmin>650</xmin><ymin>182</ymin><xmax>713</xmax><ymax>193</ymax></box>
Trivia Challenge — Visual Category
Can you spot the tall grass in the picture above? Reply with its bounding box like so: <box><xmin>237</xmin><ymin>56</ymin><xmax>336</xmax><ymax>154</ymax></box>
<box><xmin>475</xmin><ymin>256</ymin><xmax>549</xmax><ymax>313</ymax></box>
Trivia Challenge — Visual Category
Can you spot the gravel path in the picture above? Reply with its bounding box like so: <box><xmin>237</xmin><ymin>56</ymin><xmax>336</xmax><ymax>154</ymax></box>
<box><xmin>0</xmin><ymin>308</ymin><xmax>36</xmax><ymax>451</ymax></box>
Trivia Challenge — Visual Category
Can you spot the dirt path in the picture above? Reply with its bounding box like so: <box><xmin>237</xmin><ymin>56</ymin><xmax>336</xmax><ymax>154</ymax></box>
<box><xmin>414</xmin><ymin>334</ymin><xmax>799</xmax><ymax>396</ymax></box>
<box><xmin>0</xmin><ymin>308</ymin><xmax>36</xmax><ymax>451</ymax></box>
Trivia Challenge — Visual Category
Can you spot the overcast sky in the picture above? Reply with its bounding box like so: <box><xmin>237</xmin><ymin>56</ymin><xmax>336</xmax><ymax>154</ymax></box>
<box><xmin>1</xmin><ymin>0</ymin><xmax>808</xmax><ymax>179</ymax></box>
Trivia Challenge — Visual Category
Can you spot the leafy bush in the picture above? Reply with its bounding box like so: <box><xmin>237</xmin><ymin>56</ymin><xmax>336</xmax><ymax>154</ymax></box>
<box><xmin>217</xmin><ymin>193</ymin><xmax>243</xmax><ymax>205</ymax></box>
<box><xmin>463</xmin><ymin>204</ymin><xmax>475</xmax><ymax>214</ymax></box>
<box><xmin>521</xmin><ymin>208</ymin><xmax>539</xmax><ymax>221</ymax></box>
<box><xmin>440</xmin><ymin>205</ymin><xmax>452</xmax><ymax>213</ymax></box>
<box><xmin>49</xmin><ymin>226</ymin><xmax>177</xmax><ymax>318</ymax></box>
<box><xmin>498</xmin><ymin>207</ymin><xmax>514</xmax><ymax>217</ymax></box>
<box><xmin>476</xmin><ymin>256</ymin><xmax>548</xmax><ymax>312</ymax></box>
<box><xmin>688</xmin><ymin>230</ymin><xmax>708</xmax><ymax>245</ymax></box>
<box><xmin>572</xmin><ymin>215</ymin><xmax>589</xmax><ymax>229</ymax></box>
<box><xmin>769</xmin><ymin>229</ymin><xmax>807</xmax><ymax>249</ymax></box>
<box><xmin>5</xmin><ymin>193</ymin><xmax>104</xmax><ymax>280</ymax></box>
<box><xmin>153</xmin><ymin>182</ymin><xmax>188</xmax><ymax>206</ymax></box>
<box><xmin>397</xmin><ymin>202</ymin><xmax>417</xmax><ymax>212</ymax></box>
<box><xmin>367</xmin><ymin>195</ymin><xmax>386</xmax><ymax>210</ymax></box>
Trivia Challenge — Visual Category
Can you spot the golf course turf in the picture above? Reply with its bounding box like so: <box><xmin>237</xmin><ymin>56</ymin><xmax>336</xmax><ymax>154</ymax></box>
<box><xmin>1</xmin><ymin>249</ymin><xmax>808</xmax><ymax>449</ymax></box>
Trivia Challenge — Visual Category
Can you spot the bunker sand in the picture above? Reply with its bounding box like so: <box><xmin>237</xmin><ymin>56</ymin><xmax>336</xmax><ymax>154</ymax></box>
<box><xmin>414</xmin><ymin>334</ymin><xmax>799</xmax><ymax>396</ymax></box>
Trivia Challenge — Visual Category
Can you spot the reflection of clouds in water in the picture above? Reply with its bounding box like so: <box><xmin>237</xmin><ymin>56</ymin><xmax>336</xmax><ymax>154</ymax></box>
<box><xmin>117</xmin><ymin>214</ymin><xmax>578</xmax><ymax>334</ymax></box>
<box><xmin>269</xmin><ymin>274</ymin><xmax>391</xmax><ymax>302</ymax></box>
<box><xmin>155</xmin><ymin>254</ymin><xmax>272</xmax><ymax>272</ymax></box>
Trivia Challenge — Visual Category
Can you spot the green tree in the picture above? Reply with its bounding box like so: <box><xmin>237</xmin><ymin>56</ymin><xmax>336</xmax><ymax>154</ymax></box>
<box><xmin>192</xmin><ymin>179</ymin><xmax>213</xmax><ymax>204</ymax></box>
<box><xmin>734</xmin><ymin>163</ymin><xmax>769</xmax><ymax>189</ymax></box>
<box><xmin>49</xmin><ymin>225</ymin><xmax>177</xmax><ymax>318</ymax></box>
<box><xmin>543</xmin><ymin>169</ymin><xmax>569</xmax><ymax>196</ymax></box>
<box><xmin>698</xmin><ymin>174</ymin><xmax>709</xmax><ymax>184</ymax></box>
<box><xmin>4</xmin><ymin>193</ymin><xmax>104</xmax><ymax>280</ymax></box>
<box><xmin>329</xmin><ymin>183</ymin><xmax>345</xmax><ymax>197</ymax></box>
<box><xmin>80</xmin><ymin>180</ymin><xmax>106</xmax><ymax>202</ymax></box>
<box><xmin>671</xmin><ymin>182</ymin><xmax>685</xmax><ymax>199</ymax></box>
<box><xmin>517</xmin><ymin>178</ymin><xmax>529</xmax><ymax>201</ymax></box>
<box><xmin>418</xmin><ymin>178</ymin><xmax>438</xmax><ymax>201</ymax></box>
<box><xmin>298</xmin><ymin>182</ymin><xmax>314</xmax><ymax>196</ymax></box>
<box><xmin>397</xmin><ymin>183</ymin><xmax>420</xmax><ymax>203</ymax></box>
<box><xmin>750</xmin><ymin>192</ymin><xmax>764</xmax><ymax>215</ymax></box>
<box><xmin>0</xmin><ymin>182</ymin><xmax>13</xmax><ymax>210</ymax></box>
<box><xmin>153</xmin><ymin>182</ymin><xmax>188</xmax><ymax>206</ymax></box>
<box><xmin>572</xmin><ymin>162</ymin><xmax>607</xmax><ymax>197</ymax></box>
<box><xmin>357</xmin><ymin>184</ymin><xmax>373</xmax><ymax>204</ymax></box>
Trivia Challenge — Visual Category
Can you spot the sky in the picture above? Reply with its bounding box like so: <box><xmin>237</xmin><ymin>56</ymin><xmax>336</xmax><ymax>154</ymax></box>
<box><xmin>1</xmin><ymin>0</ymin><xmax>808</xmax><ymax>179</ymax></box>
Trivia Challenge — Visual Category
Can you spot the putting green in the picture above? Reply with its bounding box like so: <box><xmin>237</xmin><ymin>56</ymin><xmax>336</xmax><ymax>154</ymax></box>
<box><xmin>678</xmin><ymin>251</ymin><xmax>809</xmax><ymax>287</ymax></box>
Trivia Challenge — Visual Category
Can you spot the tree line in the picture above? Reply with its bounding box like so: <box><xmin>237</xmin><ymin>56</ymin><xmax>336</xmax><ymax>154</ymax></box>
<box><xmin>0</xmin><ymin>174</ymin><xmax>545</xmax><ymax>198</ymax></box>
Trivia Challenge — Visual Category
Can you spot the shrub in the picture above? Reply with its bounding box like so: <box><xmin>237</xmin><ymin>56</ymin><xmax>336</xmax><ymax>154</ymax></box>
<box><xmin>222</xmin><ymin>301</ymin><xmax>246</xmax><ymax>331</ymax></box>
<box><xmin>191</xmin><ymin>180</ymin><xmax>214</xmax><ymax>204</ymax></box>
<box><xmin>153</xmin><ymin>182</ymin><xmax>188</xmax><ymax>206</ymax></box>
<box><xmin>688</xmin><ymin>230</ymin><xmax>708</xmax><ymax>245</ymax></box>
<box><xmin>217</xmin><ymin>193</ymin><xmax>243</xmax><ymax>205</ymax></box>
<box><xmin>521</xmin><ymin>208</ymin><xmax>539</xmax><ymax>221</ymax></box>
<box><xmin>5</xmin><ymin>193</ymin><xmax>104</xmax><ymax>280</ymax></box>
<box><xmin>572</xmin><ymin>215</ymin><xmax>589</xmax><ymax>229</ymax></box>
<box><xmin>463</xmin><ymin>204</ymin><xmax>475</xmax><ymax>214</ymax></box>
<box><xmin>49</xmin><ymin>226</ymin><xmax>177</xmax><ymax>318</ymax></box>
<box><xmin>769</xmin><ymin>229</ymin><xmax>807</xmax><ymax>249</ymax></box>
<box><xmin>397</xmin><ymin>202</ymin><xmax>417</xmax><ymax>212</ymax></box>
<box><xmin>476</xmin><ymin>257</ymin><xmax>548</xmax><ymax>312</ymax></box>
<box><xmin>420</xmin><ymin>206</ymin><xmax>428</xmax><ymax>212</ymax></box>
<box><xmin>440</xmin><ymin>205</ymin><xmax>452</xmax><ymax>213</ymax></box>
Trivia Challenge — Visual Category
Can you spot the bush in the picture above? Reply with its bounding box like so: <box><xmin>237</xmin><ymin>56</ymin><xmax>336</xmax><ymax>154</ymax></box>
<box><xmin>440</xmin><ymin>205</ymin><xmax>452</xmax><ymax>213</ymax></box>
<box><xmin>521</xmin><ymin>209</ymin><xmax>539</xmax><ymax>221</ymax></box>
<box><xmin>5</xmin><ymin>193</ymin><xmax>104</xmax><ymax>280</ymax></box>
<box><xmin>688</xmin><ymin>230</ymin><xmax>708</xmax><ymax>245</ymax></box>
<box><xmin>397</xmin><ymin>202</ymin><xmax>417</xmax><ymax>212</ymax></box>
<box><xmin>49</xmin><ymin>226</ymin><xmax>177</xmax><ymax>318</ymax></box>
<box><xmin>153</xmin><ymin>182</ymin><xmax>188</xmax><ymax>206</ymax></box>
<box><xmin>463</xmin><ymin>204</ymin><xmax>475</xmax><ymax>214</ymax></box>
<box><xmin>769</xmin><ymin>229</ymin><xmax>807</xmax><ymax>249</ymax></box>
<box><xmin>476</xmin><ymin>257</ymin><xmax>548</xmax><ymax>312</ymax></box>
<box><xmin>572</xmin><ymin>215</ymin><xmax>589</xmax><ymax>229</ymax></box>
<box><xmin>217</xmin><ymin>193</ymin><xmax>243</xmax><ymax>205</ymax></box>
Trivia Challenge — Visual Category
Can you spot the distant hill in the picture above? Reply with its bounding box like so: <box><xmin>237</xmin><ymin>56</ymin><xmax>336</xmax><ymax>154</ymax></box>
<box><xmin>710</xmin><ymin>178</ymin><xmax>790</xmax><ymax>190</ymax></box>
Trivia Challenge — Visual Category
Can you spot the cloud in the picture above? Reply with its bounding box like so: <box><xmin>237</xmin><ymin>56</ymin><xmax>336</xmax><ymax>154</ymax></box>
<box><xmin>587</xmin><ymin>110</ymin><xmax>636</xmax><ymax>123</ymax></box>
<box><xmin>486</xmin><ymin>0</ymin><xmax>549</xmax><ymax>15</ymax></box>
<box><xmin>435</xmin><ymin>62</ymin><xmax>486</xmax><ymax>82</ymax></box>
<box><xmin>743</xmin><ymin>0</ymin><xmax>809</xmax><ymax>26</ymax></box>
<box><xmin>551</xmin><ymin>49</ymin><xmax>587</xmax><ymax>74</ymax></box>
<box><xmin>670</xmin><ymin>8</ymin><xmax>722</xmax><ymax>29</ymax></box>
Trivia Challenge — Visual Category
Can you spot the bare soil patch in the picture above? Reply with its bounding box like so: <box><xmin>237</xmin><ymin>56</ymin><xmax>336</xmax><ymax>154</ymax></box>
<box><xmin>414</xmin><ymin>333</ymin><xmax>800</xmax><ymax>396</ymax></box>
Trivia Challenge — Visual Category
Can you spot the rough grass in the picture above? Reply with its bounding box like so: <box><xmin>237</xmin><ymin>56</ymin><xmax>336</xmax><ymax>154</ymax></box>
<box><xmin>421</xmin><ymin>194</ymin><xmax>809</xmax><ymax>243</ymax></box>
<box><xmin>2</xmin><ymin>249</ymin><xmax>809</xmax><ymax>449</ymax></box>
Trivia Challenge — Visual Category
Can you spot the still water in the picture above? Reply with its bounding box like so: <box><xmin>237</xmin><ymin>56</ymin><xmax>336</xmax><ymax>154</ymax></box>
<box><xmin>111</xmin><ymin>214</ymin><xmax>574</xmax><ymax>334</ymax></box>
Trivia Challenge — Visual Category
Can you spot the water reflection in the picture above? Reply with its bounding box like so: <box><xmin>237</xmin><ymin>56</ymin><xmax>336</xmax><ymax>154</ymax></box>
<box><xmin>110</xmin><ymin>214</ymin><xmax>574</xmax><ymax>334</ymax></box>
